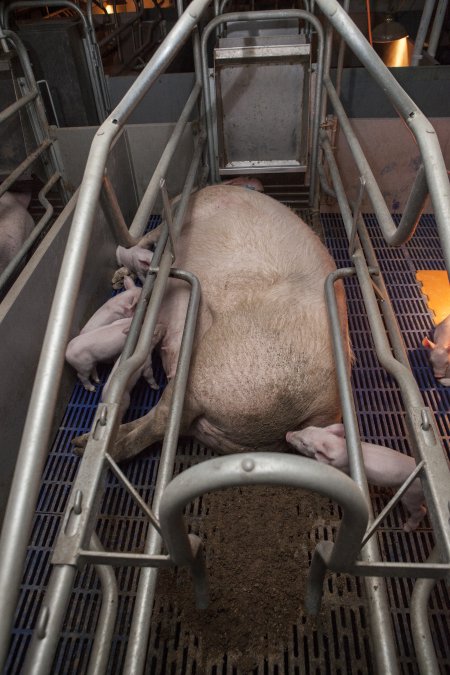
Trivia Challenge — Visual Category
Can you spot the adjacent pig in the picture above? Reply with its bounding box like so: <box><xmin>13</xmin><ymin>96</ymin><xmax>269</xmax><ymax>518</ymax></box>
<box><xmin>74</xmin><ymin>185</ymin><xmax>350</xmax><ymax>462</ymax></box>
<box><xmin>116</xmin><ymin>244</ymin><xmax>154</xmax><ymax>284</ymax></box>
<box><xmin>80</xmin><ymin>276</ymin><xmax>141</xmax><ymax>334</ymax></box>
<box><xmin>0</xmin><ymin>191</ymin><xmax>34</xmax><ymax>275</ymax></box>
<box><xmin>286</xmin><ymin>424</ymin><xmax>427</xmax><ymax>532</ymax></box>
<box><xmin>422</xmin><ymin>315</ymin><xmax>450</xmax><ymax>385</ymax></box>
<box><xmin>66</xmin><ymin>317</ymin><xmax>132</xmax><ymax>391</ymax></box>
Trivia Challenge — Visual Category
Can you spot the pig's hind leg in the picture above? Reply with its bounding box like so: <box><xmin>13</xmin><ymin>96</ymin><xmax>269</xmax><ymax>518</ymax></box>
<box><xmin>73</xmin><ymin>380</ymin><xmax>200</xmax><ymax>463</ymax></box>
<box><xmin>110</xmin><ymin>380</ymin><xmax>200</xmax><ymax>462</ymax></box>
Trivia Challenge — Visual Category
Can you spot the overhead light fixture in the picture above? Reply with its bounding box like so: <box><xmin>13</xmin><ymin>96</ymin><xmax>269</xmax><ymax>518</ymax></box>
<box><xmin>372</xmin><ymin>15</ymin><xmax>408</xmax><ymax>43</ymax></box>
<box><xmin>372</xmin><ymin>15</ymin><xmax>409</xmax><ymax>67</ymax></box>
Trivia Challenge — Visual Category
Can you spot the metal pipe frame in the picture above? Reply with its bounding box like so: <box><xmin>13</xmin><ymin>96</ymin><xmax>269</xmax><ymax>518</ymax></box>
<box><xmin>322</xmin><ymin>131</ymin><xmax>450</xmax><ymax>558</ymax></box>
<box><xmin>0</xmin><ymin>28</ymin><xmax>68</xmax><ymax>202</ymax></box>
<box><xmin>314</xmin><ymin>0</ymin><xmax>450</xmax><ymax>276</ymax></box>
<box><xmin>321</xmin><ymin>130</ymin><xmax>450</xmax><ymax>670</ymax></box>
<box><xmin>23</xmin><ymin>265</ymin><xmax>200</xmax><ymax>673</ymax></box>
<box><xmin>3</xmin><ymin>0</ymin><xmax>110</xmax><ymax>121</ymax></box>
<box><xmin>199</xmin><ymin>9</ymin><xmax>325</xmax><ymax>209</ymax></box>
<box><xmin>0</xmin><ymin>2</ymin><xmax>211</xmax><ymax>669</ymax></box>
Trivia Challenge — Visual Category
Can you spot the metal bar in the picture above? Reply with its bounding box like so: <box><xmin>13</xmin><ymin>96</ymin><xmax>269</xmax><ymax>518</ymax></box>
<box><xmin>0</xmin><ymin>172</ymin><xmax>61</xmax><ymax>295</ymax></box>
<box><xmin>79</xmin><ymin>551</ymin><xmax>172</xmax><ymax>567</ymax></box>
<box><xmin>315</xmin><ymin>541</ymin><xmax>450</xmax><ymax>578</ymax></box>
<box><xmin>105</xmin><ymin>454</ymin><xmax>162</xmax><ymax>535</ymax></box>
<box><xmin>0</xmin><ymin>3</ymin><xmax>210</xmax><ymax>669</ymax></box>
<box><xmin>314</xmin><ymin>0</ymin><xmax>450</xmax><ymax>274</ymax></box>
<box><xmin>129</xmin><ymin>81</ymin><xmax>202</xmax><ymax>238</ymax></box>
<box><xmin>99</xmin><ymin>175</ymin><xmax>136</xmax><ymax>247</ymax></box>
<box><xmin>427</xmin><ymin>0</ymin><xmax>448</xmax><ymax>58</ymax></box>
<box><xmin>160</xmin><ymin>178</ymin><xmax>176</xmax><ymax>260</ymax></box>
<box><xmin>348</xmin><ymin>176</ymin><xmax>365</xmax><ymax>255</ymax></box>
<box><xmin>352</xmin><ymin>562</ymin><xmax>450</xmax><ymax>578</ymax></box>
<box><xmin>325</xmin><ymin>270</ymin><xmax>400</xmax><ymax>674</ymax></box>
<box><xmin>0</xmin><ymin>89</ymin><xmax>37</xmax><ymax>125</ymax></box>
<box><xmin>360</xmin><ymin>460</ymin><xmax>426</xmax><ymax>548</ymax></box>
<box><xmin>411</xmin><ymin>0</ymin><xmax>436</xmax><ymax>66</ymax></box>
<box><xmin>22</xmin><ymin>566</ymin><xmax>77</xmax><ymax>675</ymax></box>
<box><xmin>0</xmin><ymin>139</ymin><xmax>52</xmax><ymax>199</ymax></box>
<box><xmin>123</xmin><ymin>269</ymin><xmax>201</xmax><ymax>675</ymax></box>
<box><xmin>199</xmin><ymin>9</ymin><xmax>324</xmax><ymax>206</ymax></box>
<box><xmin>86</xmin><ymin>534</ymin><xmax>119</xmax><ymax>675</ymax></box>
<box><xmin>410</xmin><ymin>548</ymin><xmax>441</xmax><ymax>674</ymax></box>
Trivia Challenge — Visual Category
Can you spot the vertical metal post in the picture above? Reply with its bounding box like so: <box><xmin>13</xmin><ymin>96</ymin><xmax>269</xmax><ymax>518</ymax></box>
<box><xmin>411</xmin><ymin>0</ymin><xmax>436</xmax><ymax>65</ymax></box>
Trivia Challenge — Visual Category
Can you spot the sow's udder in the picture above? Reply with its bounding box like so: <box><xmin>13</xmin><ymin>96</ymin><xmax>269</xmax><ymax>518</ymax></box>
<box><xmin>179</xmin><ymin>186</ymin><xmax>349</xmax><ymax>455</ymax></box>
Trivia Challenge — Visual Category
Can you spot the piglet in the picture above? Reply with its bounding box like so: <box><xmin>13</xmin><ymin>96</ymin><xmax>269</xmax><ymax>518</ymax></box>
<box><xmin>286</xmin><ymin>424</ymin><xmax>427</xmax><ymax>532</ymax></box>
<box><xmin>80</xmin><ymin>276</ymin><xmax>141</xmax><ymax>334</ymax></box>
<box><xmin>116</xmin><ymin>244</ymin><xmax>154</xmax><ymax>284</ymax></box>
<box><xmin>66</xmin><ymin>317</ymin><xmax>132</xmax><ymax>391</ymax></box>
<box><xmin>0</xmin><ymin>191</ymin><xmax>34</xmax><ymax>274</ymax></box>
<box><xmin>422</xmin><ymin>315</ymin><xmax>450</xmax><ymax>386</ymax></box>
<box><xmin>222</xmin><ymin>176</ymin><xmax>264</xmax><ymax>192</ymax></box>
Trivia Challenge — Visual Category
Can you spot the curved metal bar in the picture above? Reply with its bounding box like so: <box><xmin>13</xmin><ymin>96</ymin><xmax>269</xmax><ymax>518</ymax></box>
<box><xmin>410</xmin><ymin>547</ymin><xmax>441</xmax><ymax>675</ymax></box>
<box><xmin>315</xmin><ymin>0</ymin><xmax>450</xmax><ymax>275</ymax></box>
<box><xmin>199</xmin><ymin>9</ymin><xmax>324</xmax><ymax>208</ymax></box>
<box><xmin>86</xmin><ymin>534</ymin><xmax>119</xmax><ymax>675</ymax></box>
<box><xmin>159</xmin><ymin>451</ymin><xmax>368</xmax><ymax>580</ymax></box>
<box><xmin>324</xmin><ymin>76</ymin><xmax>428</xmax><ymax>249</ymax></box>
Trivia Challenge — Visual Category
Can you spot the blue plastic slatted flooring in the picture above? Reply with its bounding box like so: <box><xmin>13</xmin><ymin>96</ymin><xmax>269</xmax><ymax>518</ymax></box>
<box><xmin>6</xmin><ymin>212</ymin><xmax>450</xmax><ymax>674</ymax></box>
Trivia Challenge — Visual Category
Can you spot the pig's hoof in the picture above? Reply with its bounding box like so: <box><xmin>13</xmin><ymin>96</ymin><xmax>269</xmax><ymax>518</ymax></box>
<box><xmin>72</xmin><ymin>433</ymin><xmax>89</xmax><ymax>455</ymax></box>
<box><xmin>84</xmin><ymin>384</ymin><xmax>96</xmax><ymax>393</ymax></box>
<box><xmin>403</xmin><ymin>505</ymin><xmax>427</xmax><ymax>532</ymax></box>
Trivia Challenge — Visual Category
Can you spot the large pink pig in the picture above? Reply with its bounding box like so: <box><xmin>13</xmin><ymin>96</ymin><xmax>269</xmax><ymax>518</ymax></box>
<box><xmin>422</xmin><ymin>315</ymin><xmax>450</xmax><ymax>385</ymax></box>
<box><xmin>0</xmin><ymin>191</ymin><xmax>34</xmax><ymax>275</ymax></box>
<box><xmin>75</xmin><ymin>185</ymin><xmax>350</xmax><ymax>461</ymax></box>
<box><xmin>286</xmin><ymin>424</ymin><xmax>427</xmax><ymax>532</ymax></box>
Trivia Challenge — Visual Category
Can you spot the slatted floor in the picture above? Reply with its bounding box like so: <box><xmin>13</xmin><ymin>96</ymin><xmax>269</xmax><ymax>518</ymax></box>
<box><xmin>5</xmin><ymin>212</ymin><xmax>450</xmax><ymax>674</ymax></box>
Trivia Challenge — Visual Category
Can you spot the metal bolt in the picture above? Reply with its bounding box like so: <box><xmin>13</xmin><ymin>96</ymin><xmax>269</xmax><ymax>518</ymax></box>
<box><xmin>241</xmin><ymin>458</ymin><xmax>255</xmax><ymax>472</ymax></box>
<box><xmin>420</xmin><ymin>409</ymin><xmax>430</xmax><ymax>431</ymax></box>
<box><xmin>100</xmin><ymin>405</ymin><xmax>107</xmax><ymax>426</ymax></box>
<box><xmin>73</xmin><ymin>490</ymin><xmax>83</xmax><ymax>515</ymax></box>
<box><xmin>36</xmin><ymin>606</ymin><xmax>49</xmax><ymax>639</ymax></box>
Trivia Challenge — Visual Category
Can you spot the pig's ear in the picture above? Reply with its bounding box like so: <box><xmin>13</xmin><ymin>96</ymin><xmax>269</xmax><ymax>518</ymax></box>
<box><xmin>327</xmin><ymin>423</ymin><xmax>345</xmax><ymax>438</ymax></box>
<box><xmin>123</xmin><ymin>275</ymin><xmax>135</xmax><ymax>290</ymax></box>
<box><xmin>422</xmin><ymin>337</ymin><xmax>435</xmax><ymax>350</ymax></box>
<box><xmin>138</xmin><ymin>255</ymin><xmax>151</xmax><ymax>270</ymax></box>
